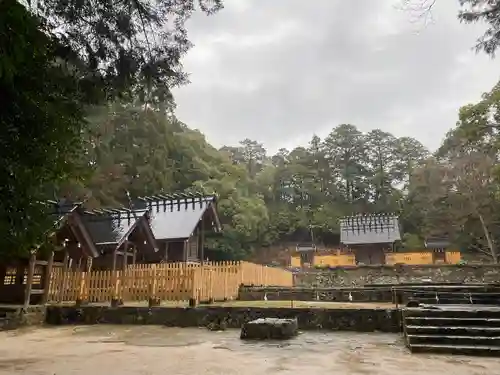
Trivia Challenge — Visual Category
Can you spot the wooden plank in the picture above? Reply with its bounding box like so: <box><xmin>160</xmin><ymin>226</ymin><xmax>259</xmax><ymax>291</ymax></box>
<box><xmin>58</xmin><ymin>249</ymin><xmax>69</xmax><ymax>302</ymax></box>
<box><xmin>115</xmin><ymin>251</ymin><xmax>135</xmax><ymax>257</ymax></box>
<box><xmin>121</xmin><ymin>241</ymin><xmax>128</xmax><ymax>301</ymax></box>
<box><xmin>200</xmin><ymin>217</ymin><xmax>205</xmax><ymax>265</ymax></box>
<box><xmin>41</xmin><ymin>251</ymin><xmax>54</xmax><ymax>304</ymax></box>
<box><xmin>112</xmin><ymin>249</ymin><xmax>117</xmax><ymax>271</ymax></box>
<box><xmin>23</xmin><ymin>252</ymin><xmax>36</xmax><ymax>308</ymax></box>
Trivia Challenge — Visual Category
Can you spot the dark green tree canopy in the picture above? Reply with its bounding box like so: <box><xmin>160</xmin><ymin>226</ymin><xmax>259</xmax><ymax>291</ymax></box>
<box><xmin>32</xmin><ymin>0</ymin><xmax>223</xmax><ymax>102</ymax></box>
<box><xmin>0</xmin><ymin>0</ymin><xmax>223</xmax><ymax>258</ymax></box>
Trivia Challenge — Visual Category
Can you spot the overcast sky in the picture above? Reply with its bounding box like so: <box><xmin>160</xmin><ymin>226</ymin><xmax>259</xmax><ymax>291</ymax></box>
<box><xmin>172</xmin><ymin>0</ymin><xmax>500</xmax><ymax>154</ymax></box>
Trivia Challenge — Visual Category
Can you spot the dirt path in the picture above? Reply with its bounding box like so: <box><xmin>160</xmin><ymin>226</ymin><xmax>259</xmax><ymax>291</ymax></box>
<box><xmin>0</xmin><ymin>326</ymin><xmax>496</xmax><ymax>375</ymax></box>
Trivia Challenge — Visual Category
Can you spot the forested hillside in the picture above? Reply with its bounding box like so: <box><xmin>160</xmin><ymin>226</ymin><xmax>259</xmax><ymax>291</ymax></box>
<box><xmin>52</xmin><ymin>85</ymin><xmax>500</xmax><ymax>262</ymax></box>
<box><xmin>3</xmin><ymin>0</ymin><xmax>500</xmax><ymax>262</ymax></box>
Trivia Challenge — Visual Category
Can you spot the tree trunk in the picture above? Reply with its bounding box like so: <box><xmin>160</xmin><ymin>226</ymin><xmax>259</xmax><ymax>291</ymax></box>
<box><xmin>479</xmin><ymin>213</ymin><xmax>498</xmax><ymax>263</ymax></box>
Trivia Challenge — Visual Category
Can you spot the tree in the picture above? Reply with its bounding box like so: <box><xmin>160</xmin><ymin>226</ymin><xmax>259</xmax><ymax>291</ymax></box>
<box><xmin>400</xmin><ymin>0</ymin><xmax>500</xmax><ymax>57</ymax></box>
<box><xmin>322</xmin><ymin>124</ymin><xmax>369</xmax><ymax>208</ymax></box>
<box><xmin>459</xmin><ymin>0</ymin><xmax>500</xmax><ymax>56</ymax></box>
<box><xmin>49</xmin><ymin>98</ymin><xmax>472</xmax><ymax>262</ymax></box>
<box><xmin>238</xmin><ymin>139</ymin><xmax>267</xmax><ymax>178</ymax></box>
<box><xmin>408</xmin><ymin>158</ymin><xmax>457</xmax><ymax>241</ymax></box>
<box><xmin>0</xmin><ymin>0</ymin><xmax>223</xmax><ymax>257</ymax></box>
<box><xmin>0</xmin><ymin>2</ymin><xmax>86</xmax><ymax>257</ymax></box>
<box><xmin>27</xmin><ymin>0</ymin><xmax>223</xmax><ymax>102</ymax></box>
<box><xmin>439</xmin><ymin>81</ymin><xmax>500</xmax><ymax>154</ymax></box>
<box><xmin>364</xmin><ymin>129</ymin><xmax>399</xmax><ymax>206</ymax></box>
<box><xmin>449</xmin><ymin>150</ymin><xmax>499</xmax><ymax>262</ymax></box>
<box><xmin>394</xmin><ymin>136</ymin><xmax>430</xmax><ymax>189</ymax></box>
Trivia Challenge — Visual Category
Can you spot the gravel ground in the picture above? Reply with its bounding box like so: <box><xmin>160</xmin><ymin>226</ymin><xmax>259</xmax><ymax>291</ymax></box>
<box><xmin>0</xmin><ymin>325</ymin><xmax>497</xmax><ymax>375</ymax></box>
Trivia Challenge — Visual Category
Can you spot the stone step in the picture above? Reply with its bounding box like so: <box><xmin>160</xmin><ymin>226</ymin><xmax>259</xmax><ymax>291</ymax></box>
<box><xmin>409</xmin><ymin>343</ymin><xmax>500</xmax><ymax>356</ymax></box>
<box><xmin>405</xmin><ymin>316</ymin><xmax>500</xmax><ymax>326</ymax></box>
<box><xmin>405</xmin><ymin>290</ymin><xmax>500</xmax><ymax>295</ymax></box>
<box><xmin>409</xmin><ymin>293</ymin><xmax>500</xmax><ymax>301</ymax></box>
<box><xmin>0</xmin><ymin>307</ymin><xmax>19</xmax><ymax>315</ymax></box>
<box><xmin>406</xmin><ymin>325</ymin><xmax>500</xmax><ymax>336</ymax></box>
<box><xmin>409</xmin><ymin>298</ymin><xmax>500</xmax><ymax>305</ymax></box>
<box><xmin>409</xmin><ymin>294</ymin><xmax>500</xmax><ymax>301</ymax></box>
<box><xmin>404</xmin><ymin>307</ymin><xmax>500</xmax><ymax>319</ymax></box>
<box><xmin>407</xmin><ymin>334</ymin><xmax>500</xmax><ymax>346</ymax></box>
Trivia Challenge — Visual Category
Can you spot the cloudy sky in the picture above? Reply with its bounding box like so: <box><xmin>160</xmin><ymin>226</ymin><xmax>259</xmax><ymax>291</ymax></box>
<box><xmin>172</xmin><ymin>0</ymin><xmax>500</xmax><ymax>154</ymax></box>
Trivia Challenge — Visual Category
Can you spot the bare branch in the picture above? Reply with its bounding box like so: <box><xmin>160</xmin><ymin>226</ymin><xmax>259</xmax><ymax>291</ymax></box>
<box><xmin>396</xmin><ymin>0</ymin><xmax>437</xmax><ymax>25</ymax></box>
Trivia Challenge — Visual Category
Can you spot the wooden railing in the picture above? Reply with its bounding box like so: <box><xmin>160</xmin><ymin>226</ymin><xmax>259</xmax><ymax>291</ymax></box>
<box><xmin>48</xmin><ymin>262</ymin><xmax>293</xmax><ymax>304</ymax></box>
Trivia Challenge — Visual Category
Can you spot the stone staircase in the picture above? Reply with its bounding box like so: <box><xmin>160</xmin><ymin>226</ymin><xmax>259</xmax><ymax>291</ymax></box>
<box><xmin>403</xmin><ymin>305</ymin><xmax>500</xmax><ymax>356</ymax></box>
<box><xmin>407</xmin><ymin>290</ymin><xmax>500</xmax><ymax>305</ymax></box>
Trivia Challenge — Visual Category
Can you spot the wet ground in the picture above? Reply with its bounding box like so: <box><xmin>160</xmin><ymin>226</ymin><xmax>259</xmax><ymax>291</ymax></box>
<box><xmin>0</xmin><ymin>326</ymin><xmax>497</xmax><ymax>375</ymax></box>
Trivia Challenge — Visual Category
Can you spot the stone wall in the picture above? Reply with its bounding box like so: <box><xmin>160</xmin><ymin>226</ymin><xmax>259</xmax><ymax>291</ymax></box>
<box><xmin>46</xmin><ymin>305</ymin><xmax>400</xmax><ymax>333</ymax></box>
<box><xmin>294</xmin><ymin>264</ymin><xmax>500</xmax><ymax>288</ymax></box>
<box><xmin>238</xmin><ymin>285</ymin><xmax>394</xmax><ymax>303</ymax></box>
<box><xmin>0</xmin><ymin>306</ymin><xmax>46</xmax><ymax>331</ymax></box>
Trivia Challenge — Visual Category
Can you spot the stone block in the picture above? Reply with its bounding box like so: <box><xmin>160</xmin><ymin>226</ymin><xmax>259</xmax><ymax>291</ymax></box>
<box><xmin>240</xmin><ymin>317</ymin><xmax>298</xmax><ymax>340</ymax></box>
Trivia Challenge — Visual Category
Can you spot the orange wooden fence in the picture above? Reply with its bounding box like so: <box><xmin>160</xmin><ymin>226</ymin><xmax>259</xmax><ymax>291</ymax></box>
<box><xmin>48</xmin><ymin>262</ymin><xmax>293</xmax><ymax>304</ymax></box>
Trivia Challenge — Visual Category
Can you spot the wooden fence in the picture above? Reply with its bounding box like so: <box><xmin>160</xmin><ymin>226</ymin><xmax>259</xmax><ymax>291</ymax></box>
<box><xmin>48</xmin><ymin>262</ymin><xmax>293</xmax><ymax>304</ymax></box>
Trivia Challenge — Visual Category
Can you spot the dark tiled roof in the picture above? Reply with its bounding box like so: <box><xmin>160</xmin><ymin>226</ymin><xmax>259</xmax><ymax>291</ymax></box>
<box><xmin>425</xmin><ymin>237</ymin><xmax>451</xmax><ymax>249</ymax></box>
<box><xmin>296</xmin><ymin>243</ymin><xmax>316</xmax><ymax>252</ymax></box>
<box><xmin>45</xmin><ymin>200</ymin><xmax>100</xmax><ymax>257</ymax></box>
<box><xmin>47</xmin><ymin>201</ymin><xmax>81</xmax><ymax>227</ymax></box>
<box><xmin>340</xmin><ymin>214</ymin><xmax>401</xmax><ymax>245</ymax></box>
<box><xmin>135</xmin><ymin>194</ymin><xmax>220</xmax><ymax>240</ymax></box>
<box><xmin>81</xmin><ymin>209</ymin><xmax>148</xmax><ymax>245</ymax></box>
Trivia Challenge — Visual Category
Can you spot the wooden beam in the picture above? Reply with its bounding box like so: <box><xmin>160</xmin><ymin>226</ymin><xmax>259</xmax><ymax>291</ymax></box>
<box><xmin>41</xmin><ymin>251</ymin><xmax>54</xmax><ymax>304</ymax></box>
<box><xmin>200</xmin><ymin>217</ymin><xmax>205</xmax><ymax>265</ymax></box>
<box><xmin>121</xmin><ymin>241</ymin><xmax>128</xmax><ymax>301</ymax></box>
<box><xmin>115</xmin><ymin>251</ymin><xmax>135</xmax><ymax>257</ymax></box>
<box><xmin>23</xmin><ymin>252</ymin><xmax>36</xmax><ymax>309</ymax></box>
<box><xmin>112</xmin><ymin>249</ymin><xmax>117</xmax><ymax>271</ymax></box>
<box><xmin>58</xmin><ymin>249</ymin><xmax>69</xmax><ymax>303</ymax></box>
<box><xmin>85</xmin><ymin>257</ymin><xmax>92</xmax><ymax>272</ymax></box>
<box><xmin>183</xmin><ymin>240</ymin><xmax>188</xmax><ymax>262</ymax></box>
<box><xmin>122</xmin><ymin>242</ymin><xmax>128</xmax><ymax>272</ymax></box>
<box><xmin>69</xmin><ymin>213</ymin><xmax>99</xmax><ymax>258</ymax></box>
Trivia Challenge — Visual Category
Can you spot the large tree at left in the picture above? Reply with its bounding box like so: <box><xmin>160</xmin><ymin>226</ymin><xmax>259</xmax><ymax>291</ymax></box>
<box><xmin>0</xmin><ymin>0</ymin><xmax>222</xmax><ymax>258</ymax></box>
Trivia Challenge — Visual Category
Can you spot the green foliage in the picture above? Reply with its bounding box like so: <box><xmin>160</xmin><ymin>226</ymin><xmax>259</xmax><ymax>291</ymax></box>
<box><xmin>67</xmin><ymin>103</ymin><xmax>433</xmax><ymax>260</ymax></box>
<box><xmin>1</xmin><ymin>0</ymin><xmax>222</xmax><ymax>258</ymax></box>
<box><xmin>28</xmin><ymin>0</ymin><xmax>223</xmax><ymax>102</ymax></box>
<box><xmin>8</xmin><ymin>0</ymin><xmax>500</xmax><ymax>262</ymax></box>
<box><xmin>402</xmin><ymin>233</ymin><xmax>425</xmax><ymax>250</ymax></box>
<box><xmin>413</xmin><ymin>80</ymin><xmax>500</xmax><ymax>262</ymax></box>
<box><xmin>0</xmin><ymin>1</ymin><xmax>86</xmax><ymax>258</ymax></box>
<box><xmin>459</xmin><ymin>1</ymin><xmax>500</xmax><ymax>56</ymax></box>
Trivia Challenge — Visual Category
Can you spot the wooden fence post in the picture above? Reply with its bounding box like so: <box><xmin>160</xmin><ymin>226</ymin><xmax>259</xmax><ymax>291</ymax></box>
<box><xmin>148</xmin><ymin>265</ymin><xmax>157</xmax><ymax>301</ymax></box>
<box><xmin>224</xmin><ymin>263</ymin><xmax>228</xmax><ymax>300</ymax></box>
<box><xmin>23</xmin><ymin>251</ymin><xmax>36</xmax><ymax>309</ymax></box>
<box><xmin>58</xmin><ymin>249</ymin><xmax>69</xmax><ymax>303</ymax></box>
<box><xmin>41</xmin><ymin>250</ymin><xmax>54</xmax><ymax>304</ymax></box>
<box><xmin>77</xmin><ymin>272</ymin><xmax>86</xmax><ymax>302</ymax></box>
<box><xmin>121</xmin><ymin>242</ymin><xmax>128</xmax><ymax>302</ymax></box>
